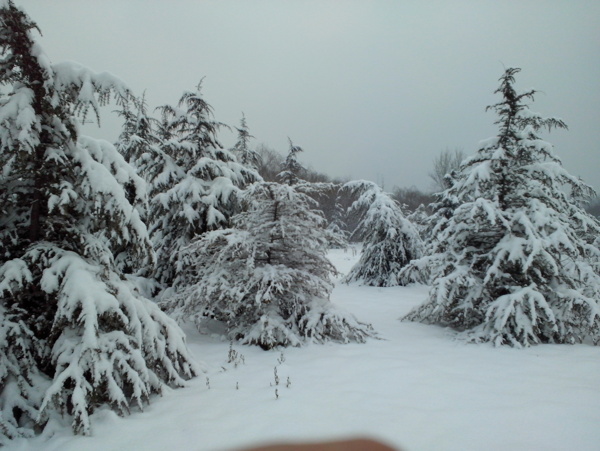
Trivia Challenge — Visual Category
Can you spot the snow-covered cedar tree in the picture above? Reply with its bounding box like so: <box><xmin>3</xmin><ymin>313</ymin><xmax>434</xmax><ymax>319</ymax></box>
<box><xmin>0</xmin><ymin>1</ymin><xmax>198</xmax><ymax>439</ymax></box>
<box><xmin>278</xmin><ymin>138</ymin><xmax>305</xmax><ymax>185</ymax></box>
<box><xmin>397</xmin><ymin>190</ymin><xmax>459</xmax><ymax>286</ymax></box>
<box><xmin>341</xmin><ymin>180</ymin><xmax>423</xmax><ymax>287</ymax></box>
<box><xmin>403</xmin><ymin>68</ymin><xmax>600</xmax><ymax>347</ymax></box>
<box><xmin>112</xmin><ymin>95</ymin><xmax>166</xmax><ymax>297</ymax></box>
<box><xmin>115</xmin><ymin>93</ymin><xmax>156</xmax><ymax>170</ymax></box>
<box><xmin>162</xmin><ymin>182</ymin><xmax>374</xmax><ymax>350</ymax></box>
<box><xmin>230</xmin><ymin>113</ymin><xmax>261</xmax><ymax>170</ymax></box>
<box><xmin>325</xmin><ymin>197</ymin><xmax>350</xmax><ymax>249</ymax></box>
<box><xmin>148</xmin><ymin>84</ymin><xmax>259</xmax><ymax>288</ymax></box>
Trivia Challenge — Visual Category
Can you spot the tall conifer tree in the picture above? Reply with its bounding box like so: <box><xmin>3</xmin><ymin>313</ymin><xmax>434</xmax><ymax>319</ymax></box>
<box><xmin>404</xmin><ymin>68</ymin><xmax>600</xmax><ymax>346</ymax></box>
<box><xmin>148</xmin><ymin>85</ymin><xmax>259</xmax><ymax>288</ymax></box>
<box><xmin>149</xmin><ymin>85</ymin><xmax>259</xmax><ymax>287</ymax></box>
<box><xmin>0</xmin><ymin>2</ymin><xmax>197</xmax><ymax>439</ymax></box>
<box><xmin>230</xmin><ymin>113</ymin><xmax>261</xmax><ymax>170</ymax></box>
<box><xmin>278</xmin><ymin>138</ymin><xmax>305</xmax><ymax>186</ymax></box>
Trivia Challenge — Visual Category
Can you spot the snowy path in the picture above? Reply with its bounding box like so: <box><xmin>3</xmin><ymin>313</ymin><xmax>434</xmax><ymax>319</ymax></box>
<box><xmin>7</xmin><ymin>247</ymin><xmax>600</xmax><ymax>451</ymax></box>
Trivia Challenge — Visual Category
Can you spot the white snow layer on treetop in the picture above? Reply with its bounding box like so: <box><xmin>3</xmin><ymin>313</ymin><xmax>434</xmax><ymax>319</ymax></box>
<box><xmin>51</xmin><ymin>61</ymin><xmax>129</xmax><ymax>113</ymax></box>
<box><xmin>29</xmin><ymin>40</ymin><xmax>52</xmax><ymax>79</ymax></box>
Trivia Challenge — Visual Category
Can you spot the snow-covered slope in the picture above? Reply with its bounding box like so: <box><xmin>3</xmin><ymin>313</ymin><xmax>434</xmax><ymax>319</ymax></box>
<box><xmin>7</xmin><ymin>246</ymin><xmax>600</xmax><ymax>451</ymax></box>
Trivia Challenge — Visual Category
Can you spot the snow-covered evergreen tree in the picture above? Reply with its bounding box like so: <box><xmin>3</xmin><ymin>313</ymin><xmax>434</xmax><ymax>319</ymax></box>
<box><xmin>0</xmin><ymin>1</ymin><xmax>198</xmax><ymax>439</ymax></box>
<box><xmin>404</xmin><ymin>68</ymin><xmax>600</xmax><ymax>346</ymax></box>
<box><xmin>111</xmin><ymin>96</ymin><xmax>162</xmax><ymax>281</ymax></box>
<box><xmin>341</xmin><ymin>180</ymin><xmax>423</xmax><ymax>287</ymax></box>
<box><xmin>230</xmin><ymin>113</ymin><xmax>260</xmax><ymax>170</ymax></box>
<box><xmin>278</xmin><ymin>138</ymin><xmax>305</xmax><ymax>185</ymax></box>
<box><xmin>148</xmin><ymin>84</ymin><xmax>259</xmax><ymax>287</ymax></box>
<box><xmin>398</xmin><ymin>192</ymin><xmax>458</xmax><ymax>286</ymax></box>
<box><xmin>325</xmin><ymin>198</ymin><xmax>350</xmax><ymax>249</ymax></box>
<box><xmin>163</xmin><ymin>182</ymin><xmax>374</xmax><ymax>350</ymax></box>
<box><xmin>406</xmin><ymin>204</ymin><xmax>431</xmax><ymax>239</ymax></box>
<box><xmin>114</xmin><ymin>93</ymin><xmax>160</xmax><ymax>186</ymax></box>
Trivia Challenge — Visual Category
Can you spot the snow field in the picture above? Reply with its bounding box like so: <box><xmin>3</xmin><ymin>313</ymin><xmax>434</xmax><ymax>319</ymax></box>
<box><xmin>7</xmin><ymin>247</ymin><xmax>600</xmax><ymax>451</ymax></box>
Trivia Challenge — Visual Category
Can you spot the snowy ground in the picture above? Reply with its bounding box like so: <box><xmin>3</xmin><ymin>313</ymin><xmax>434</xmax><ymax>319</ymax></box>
<box><xmin>7</xmin><ymin>246</ymin><xmax>600</xmax><ymax>451</ymax></box>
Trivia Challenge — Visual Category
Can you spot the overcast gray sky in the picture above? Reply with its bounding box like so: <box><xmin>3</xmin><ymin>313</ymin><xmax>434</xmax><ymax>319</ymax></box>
<box><xmin>17</xmin><ymin>0</ymin><xmax>600</xmax><ymax>192</ymax></box>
